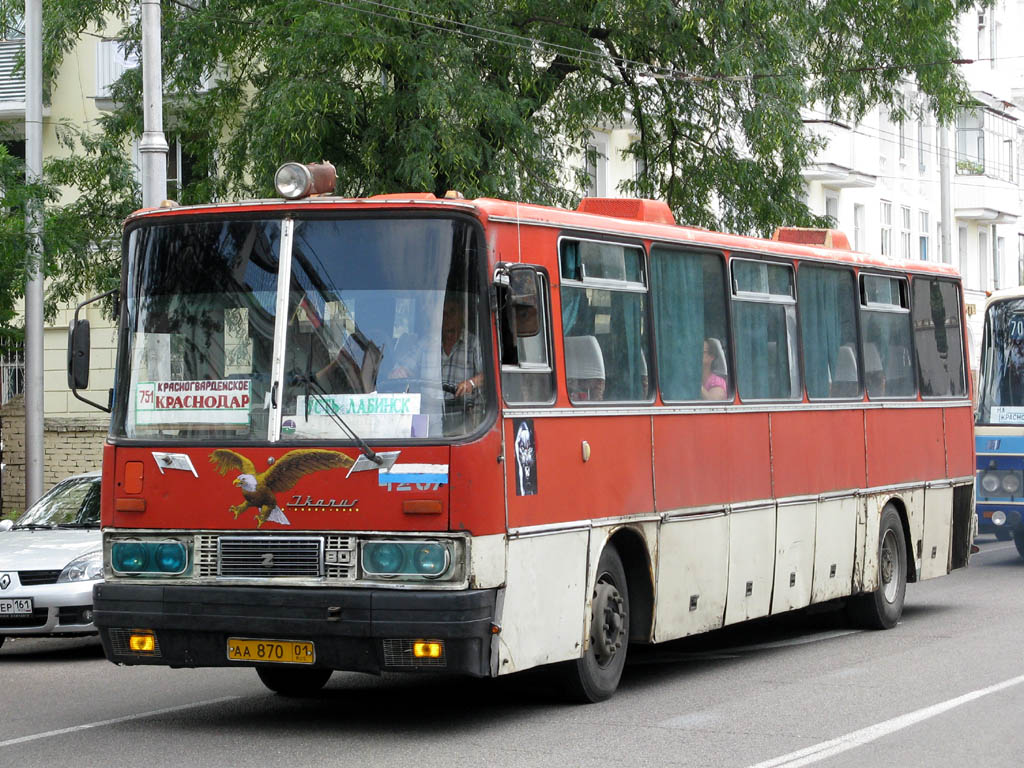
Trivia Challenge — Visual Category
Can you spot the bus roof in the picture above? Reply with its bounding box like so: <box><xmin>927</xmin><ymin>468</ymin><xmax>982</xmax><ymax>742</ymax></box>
<box><xmin>126</xmin><ymin>194</ymin><xmax>962</xmax><ymax>279</ymax></box>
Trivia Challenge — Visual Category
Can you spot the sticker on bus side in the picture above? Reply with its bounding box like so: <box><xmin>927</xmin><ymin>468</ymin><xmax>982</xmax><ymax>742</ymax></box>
<box><xmin>513</xmin><ymin>418</ymin><xmax>537</xmax><ymax>496</ymax></box>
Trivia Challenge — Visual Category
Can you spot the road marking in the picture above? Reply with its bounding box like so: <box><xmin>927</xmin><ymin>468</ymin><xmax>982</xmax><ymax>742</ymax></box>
<box><xmin>747</xmin><ymin>673</ymin><xmax>1024</xmax><ymax>768</ymax></box>
<box><xmin>0</xmin><ymin>696</ymin><xmax>241</xmax><ymax>749</ymax></box>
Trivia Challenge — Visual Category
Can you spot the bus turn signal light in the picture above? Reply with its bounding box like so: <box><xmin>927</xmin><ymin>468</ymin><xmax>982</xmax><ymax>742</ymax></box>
<box><xmin>413</xmin><ymin>641</ymin><xmax>443</xmax><ymax>659</ymax></box>
<box><xmin>129</xmin><ymin>632</ymin><xmax>157</xmax><ymax>653</ymax></box>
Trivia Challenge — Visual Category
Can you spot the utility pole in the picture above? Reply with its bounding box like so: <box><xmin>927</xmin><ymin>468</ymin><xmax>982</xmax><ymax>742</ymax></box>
<box><xmin>939</xmin><ymin>122</ymin><xmax>954</xmax><ymax>267</ymax></box>
<box><xmin>24</xmin><ymin>0</ymin><xmax>43</xmax><ymax>507</ymax></box>
<box><xmin>140</xmin><ymin>0</ymin><xmax>168</xmax><ymax>208</ymax></box>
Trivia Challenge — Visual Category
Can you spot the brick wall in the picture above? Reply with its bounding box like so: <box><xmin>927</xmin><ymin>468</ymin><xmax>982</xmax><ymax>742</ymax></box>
<box><xmin>1</xmin><ymin>395</ymin><xmax>107</xmax><ymax>515</ymax></box>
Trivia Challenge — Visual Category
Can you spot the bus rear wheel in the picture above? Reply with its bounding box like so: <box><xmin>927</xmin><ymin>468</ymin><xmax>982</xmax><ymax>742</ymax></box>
<box><xmin>848</xmin><ymin>504</ymin><xmax>907</xmax><ymax>630</ymax></box>
<box><xmin>256</xmin><ymin>665</ymin><xmax>332</xmax><ymax>696</ymax></box>
<box><xmin>562</xmin><ymin>544</ymin><xmax>629</xmax><ymax>703</ymax></box>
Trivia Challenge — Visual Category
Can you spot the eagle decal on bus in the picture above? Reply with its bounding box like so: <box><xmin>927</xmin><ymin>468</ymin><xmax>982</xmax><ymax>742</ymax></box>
<box><xmin>209</xmin><ymin>449</ymin><xmax>354</xmax><ymax>527</ymax></box>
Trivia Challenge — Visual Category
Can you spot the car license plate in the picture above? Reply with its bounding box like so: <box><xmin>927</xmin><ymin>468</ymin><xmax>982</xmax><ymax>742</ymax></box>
<box><xmin>0</xmin><ymin>597</ymin><xmax>33</xmax><ymax>616</ymax></box>
<box><xmin>226</xmin><ymin>637</ymin><xmax>315</xmax><ymax>664</ymax></box>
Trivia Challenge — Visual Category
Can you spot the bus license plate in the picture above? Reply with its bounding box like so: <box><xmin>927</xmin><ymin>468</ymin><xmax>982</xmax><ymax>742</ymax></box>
<box><xmin>0</xmin><ymin>598</ymin><xmax>33</xmax><ymax>615</ymax></box>
<box><xmin>226</xmin><ymin>637</ymin><xmax>315</xmax><ymax>664</ymax></box>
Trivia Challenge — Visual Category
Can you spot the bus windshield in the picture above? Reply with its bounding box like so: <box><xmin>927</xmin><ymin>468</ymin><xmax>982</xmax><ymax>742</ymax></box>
<box><xmin>112</xmin><ymin>215</ymin><xmax>489</xmax><ymax>441</ymax></box>
<box><xmin>977</xmin><ymin>297</ymin><xmax>1024</xmax><ymax>425</ymax></box>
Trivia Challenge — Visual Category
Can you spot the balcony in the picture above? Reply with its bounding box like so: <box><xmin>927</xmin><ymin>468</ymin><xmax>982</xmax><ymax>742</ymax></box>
<box><xmin>954</xmin><ymin>174</ymin><xmax>1021</xmax><ymax>224</ymax></box>
<box><xmin>802</xmin><ymin>119</ymin><xmax>878</xmax><ymax>188</ymax></box>
<box><xmin>0</xmin><ymin>39</ymin><xmax>26</xmax><ymax>117</ymax></box>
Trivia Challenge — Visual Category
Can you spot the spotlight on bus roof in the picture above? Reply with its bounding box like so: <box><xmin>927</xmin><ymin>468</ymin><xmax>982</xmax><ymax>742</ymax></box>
<box><xmin>274</xmin><ymin>161</ymin><xmax>337</xmax><ymax>200</ymax></box>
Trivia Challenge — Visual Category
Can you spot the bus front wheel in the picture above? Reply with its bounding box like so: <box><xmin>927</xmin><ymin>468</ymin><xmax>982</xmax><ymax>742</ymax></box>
<box><xmin>256</xmin><ymin>665</ymin><xmax>332</xmax><ymax>696</ymax></box>
<box><xmin>1013</xmin><ymin>530</ymin><xmax>1024</xmax><ymax>560</ymax></box>
<box><xmin>562</xmin><ymin>544</ymin><xmax>630</xmax><ymax>703</ymax></box>
<box><xmin>848</xmin><ymin>504</ymin><xmax>907</xmax><ymax>630</ymax></box>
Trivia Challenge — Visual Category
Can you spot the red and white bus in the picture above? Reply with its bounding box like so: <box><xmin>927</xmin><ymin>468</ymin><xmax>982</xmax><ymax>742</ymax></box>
<box><xmin>70</xmin><ymin>163</ymin><xmax>974</xmax><ymax>701</ymax></box>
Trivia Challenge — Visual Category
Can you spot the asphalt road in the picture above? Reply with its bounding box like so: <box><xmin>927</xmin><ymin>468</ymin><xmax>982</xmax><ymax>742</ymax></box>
<box><xmin>3</xmin><ymin>536</ymin><xmax>1022</xmax><ymax>768</ymax></box>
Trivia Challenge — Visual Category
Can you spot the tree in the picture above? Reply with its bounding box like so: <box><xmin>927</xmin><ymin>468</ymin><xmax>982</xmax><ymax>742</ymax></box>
<box><xmin>2</xmin><ymin>0</ymin><xmax>979</xmax><ymax>323</ymax></box>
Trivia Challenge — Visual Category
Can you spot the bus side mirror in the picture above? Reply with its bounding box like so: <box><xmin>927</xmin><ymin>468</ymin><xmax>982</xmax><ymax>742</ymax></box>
<box><xmin>67</xmin><ymin>289</ymin><xmax>118</xmax><ymax>413</ymax></box>
<box><xmin>508</xmin><ymin>266</ymin><xmax>540</xmax><ymax>338</ymax></box>
<box><xmin>68</xmin><ymin>319</ymin><xmax>91</xmax><ymax>390</ymax></box>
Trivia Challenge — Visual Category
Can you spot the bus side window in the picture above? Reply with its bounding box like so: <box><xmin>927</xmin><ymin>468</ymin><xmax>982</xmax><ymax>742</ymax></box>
<box><xmin>732</xmin><ymin>259</ymin><xmax>801</xmax><ymax>400</ymax></box>
<box><xmin>559</xmin><ymin>239</ymin><xmax>652</xmax><ymax>403</ymax></box>
<box><xmin>912</xmin><ymin>277</ymin><xmax>967</xmax><ymax>398</ymax></box>
<box><xmin>860</xmin><ymin>274</ymin><xmax>916</xmax><ymax>399</ymax></box>
<box><xmin>499</xmin><ymin>269</ymin><xmax>555</xmax><ymax>405</ymax></box>
<box><xmin>797</xmin><ymin>265</ymin><xmax>860</xmax><ymax>400</ymax></box>
<box><xmin>651</xmin><ymin>246</ymin><xmax>731</xmax><ymax>402</ymax></box>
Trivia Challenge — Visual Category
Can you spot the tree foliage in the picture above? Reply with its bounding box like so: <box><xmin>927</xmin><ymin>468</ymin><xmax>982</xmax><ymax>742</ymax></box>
<box><xmin>1</xmin><ymin>0</ymin><xmax>979</xmax><ymax>330</ymax></box>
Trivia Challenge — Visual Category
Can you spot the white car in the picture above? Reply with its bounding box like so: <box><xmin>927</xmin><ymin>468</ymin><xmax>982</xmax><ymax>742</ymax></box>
<box><xmin>0</xmin><ymin>471</ymin><xmax>102</xmax><ymax>648</ymax></box>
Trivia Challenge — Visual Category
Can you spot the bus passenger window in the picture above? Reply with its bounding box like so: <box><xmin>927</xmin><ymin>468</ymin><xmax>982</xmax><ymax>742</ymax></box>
<box><xmin>559</xmin><ymin>239</ymin><xmax>652</xmax><ymax>403</ymax></box>
<box><xmin>860</xmin><ymin>274</ymin><xmax>915</xmax><ymax>399</ymax></box>
<box><xmin>798</xmin><ymin>265</ymin><xmax>860</xmax><ymax>400</ymax></box>
<box><xmin>651</xmin><ymin>247</ymin><xmax>730</xmax><ymax>402</ymax></box>
<box><xmin>732</xmin><ymin>260</ymin><xmax>800</xmax><ymax>401</ymax></box>
<box><xmin>912</xmin><ymin>278</ymin><xmax>966</xmax><ymax>398</ymax></box>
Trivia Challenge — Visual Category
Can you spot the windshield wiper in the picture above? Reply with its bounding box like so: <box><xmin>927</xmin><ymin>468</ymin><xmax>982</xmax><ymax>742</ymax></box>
<box><xmin>56</xmin><ymin>522</ymin><xmax>100</xmax><ymax>529</ymax></box>
<box><xmin>13</xmin><ymin>523</ymin><xmax>56</xmax><ymax>530</ymax></box>
<box><xmin>292</xmin><ymin>371</ymin><xmax>383</xmax><ymax>466</ymax></box>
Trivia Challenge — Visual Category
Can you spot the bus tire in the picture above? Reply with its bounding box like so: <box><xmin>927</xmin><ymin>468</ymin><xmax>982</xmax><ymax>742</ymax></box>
<box><xmin>256</xmin><ymin>665</ymin><xmax>332</xmax><ymax>696</ymax></box>
<box><xmin>848</xmin><ymin>504</ymin><xmax>907</xmax><ymax>630</ymax></box>
<box><xmin>1013</xmin><ymin>530</ymin><xmax>1024</xmax><ymax>560</ymax></box>
<box><xmin>562</xmin><ymin>544</ymin><xmax>630</xmax><ymax>703</ymax></box>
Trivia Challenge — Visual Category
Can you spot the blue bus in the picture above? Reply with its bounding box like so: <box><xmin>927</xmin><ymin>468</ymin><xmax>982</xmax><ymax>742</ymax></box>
<box><xmin>976</xmin><ymin>287</ymin><xmax>1024</xmax><ymax>556</ymax></box>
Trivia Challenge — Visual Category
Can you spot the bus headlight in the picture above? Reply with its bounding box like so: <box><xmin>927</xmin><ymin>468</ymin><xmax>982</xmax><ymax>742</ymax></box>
<box><xmin>981</xmin><ymin>472</ymin><xmax>1001</xmax><ymax>494</ymax></box>
<box><xmin>110</xmin><ymin>539</ymin><xmax>191</xmax><ymax>576</ymax></box>
<box><xmin>1001</xmin><ymin>473</ymin><xmax>1021</xmax><ymax>495</ymax></box>
<box><xmin>361</xmin><ymin>540</ymin><xmax>454</xmax><ymax>580</ymax></box>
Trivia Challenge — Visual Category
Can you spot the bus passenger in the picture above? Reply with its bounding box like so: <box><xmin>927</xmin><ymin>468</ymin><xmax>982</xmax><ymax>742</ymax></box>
<box><xmin>702</xmin><ymin>338</ymin><xmax>728</xmax><ymax>400</ymax></box>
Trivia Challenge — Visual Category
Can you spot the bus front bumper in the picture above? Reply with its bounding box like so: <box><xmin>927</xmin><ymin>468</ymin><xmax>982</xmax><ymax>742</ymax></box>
<box><xmin>93</xmin><ymin>582</ymin><xmax>497</xmax><ymax>677</ymax></box>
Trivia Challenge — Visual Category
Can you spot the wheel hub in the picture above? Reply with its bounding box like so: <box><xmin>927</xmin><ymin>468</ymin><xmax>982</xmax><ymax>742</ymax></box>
<box><xmin>591</xmin><ymin>579</ymin><xmax>625</xmax><ymax>667</ymax></box>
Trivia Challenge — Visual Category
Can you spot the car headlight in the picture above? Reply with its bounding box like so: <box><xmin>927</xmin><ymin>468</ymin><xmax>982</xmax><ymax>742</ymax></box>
<box><xmin>58</xmin><ymin>550</ymin><xmax>104</xmax><ymax>582</ymax></box>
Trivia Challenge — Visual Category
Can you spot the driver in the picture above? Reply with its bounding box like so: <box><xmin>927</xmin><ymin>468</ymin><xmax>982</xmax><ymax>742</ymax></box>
<box><xmin>440</xmin><ymin>296</ymin><xmax>483</xmax><ymax>398</ymax></box>
<box><xmin>388</xmin><ymin>296</ymin><xmax>482</xmax><ymax>399</ymax></box>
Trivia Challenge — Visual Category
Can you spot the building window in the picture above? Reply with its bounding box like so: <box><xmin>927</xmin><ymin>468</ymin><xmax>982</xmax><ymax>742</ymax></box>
<box><xmin>996</xmin><ymin>235</ymin><xmax>1005</xmax><ymax>290</ymax></box>
<box><xmin>0</xmin><ymin>338</ymin><xmax>24</xmax><ymax>405</ymax></box>
<box><xmin>980</xmin><ymin>229</ymin><xmax>989</xmax><ymax>289</ymax></box>
<box><xmin>900</xmin><ymin>205</ymin><xmax>912</xmax><ymax>259</ymax></box>
<box><xmin>958</xmin><ymin>226</ymin><xmax>968</xmax><ymax>273</ymax></box>
<box><xmin>880</xmin><ymin>200</ymin><xmax>892</xmax><ymax>256</ymax></box>
<box><xmin>583</xmin><ymin>143</ymin><xmax>606</xmax><ymax>197</ymax></box>
<box><xmin>1018</xmin><ymin>233</ymin><xmax>1024</xmax><ymax>285</ymax></box>
<box><xmin>854</xmin><ymin>204</ymin><xmax>865</xmax><ymax>251</ymax></box>
<box><xmin>919</xmin><ymin>211</ymin><xmax>930</xmax><ymax>260</ymax></box>
<box><xmin>825</xmin><ymin>193</ymin><xmax>839</xmax><ymax>224</ymax></box>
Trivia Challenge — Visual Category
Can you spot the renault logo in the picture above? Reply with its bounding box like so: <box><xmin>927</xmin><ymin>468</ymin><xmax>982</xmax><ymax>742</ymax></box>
<box><xmin>0</xmin><ymin>574</ymin><xmax>10</xmax><ymax>590</ymax></box>
<box><xmin>261</xmin><ymin>553</ymin><xmax>274</xmax><ymax>568</ymax></box>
